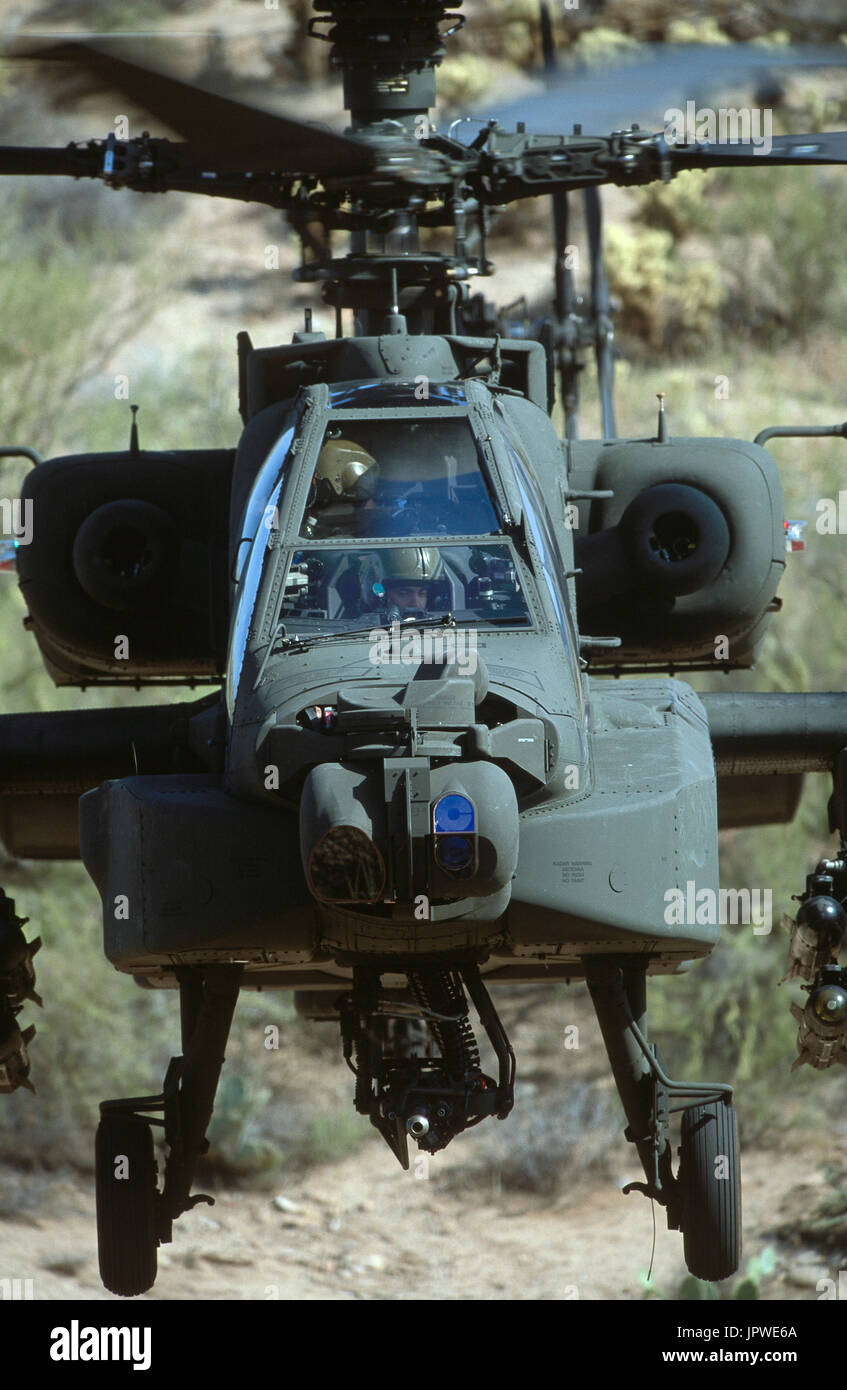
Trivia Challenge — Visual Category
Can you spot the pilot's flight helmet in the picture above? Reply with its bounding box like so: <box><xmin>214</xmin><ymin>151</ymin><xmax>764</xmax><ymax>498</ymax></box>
<box><xmin>381</xmin><ymin>547</ymin><xmax>443</xmax><ymax>587</ymax></box>
<box><xmin>314</xmin><ymin>436</ymin><xmax>379</xmax><ymax>508</ymax></box>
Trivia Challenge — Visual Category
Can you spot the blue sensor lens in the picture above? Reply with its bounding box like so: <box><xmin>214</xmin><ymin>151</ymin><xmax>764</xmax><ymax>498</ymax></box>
<box><xmin>432</xmin><ymin>794</ymin><xmax>475</xmax><ymax>834</ymax></box>
<box><xmin>435</xmin><ymin>835</ymin><xmax>475</xmax><ymax>872</ymax></box>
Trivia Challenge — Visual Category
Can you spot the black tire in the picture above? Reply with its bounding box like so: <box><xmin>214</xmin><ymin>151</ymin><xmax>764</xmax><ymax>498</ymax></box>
<box><xmin>679</xmin><ymin>1100</ymin><xmax>741</xmax><ymax>1283</ymax></box>
<box><xmin>95</xmin><ymin>1113</ymin><xmax>159</xmax><ymax>1297</ymax></box>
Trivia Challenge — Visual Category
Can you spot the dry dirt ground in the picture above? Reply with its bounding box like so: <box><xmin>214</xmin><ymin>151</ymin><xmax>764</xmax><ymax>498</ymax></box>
<box><xmin>0</xmin><ymin>1130</ymin><xmax>842</xmax><ymax>1302</ymax></box>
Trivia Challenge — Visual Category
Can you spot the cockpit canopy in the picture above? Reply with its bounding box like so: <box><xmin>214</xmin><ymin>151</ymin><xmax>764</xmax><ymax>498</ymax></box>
<box><xmin>226</xmin><ymin>379</ymin><xmax>587</xmax><ymax>724</ymax></box>
<box><xmin>301</xmin><ymin>415</ymin><xmax>500</xmax><ymax>541</ymax></box>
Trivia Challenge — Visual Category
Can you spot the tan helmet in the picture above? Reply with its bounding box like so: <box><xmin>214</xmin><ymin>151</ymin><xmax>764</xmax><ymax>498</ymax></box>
<box><xmin>381</xmin><ymin>546</ymin><xmax>443</xmax><ymax>585</ymax></box>
<box><xmin>314</xmin><ymin>437</ymin><xmax>379</xmax><ymax>507</ymax></box>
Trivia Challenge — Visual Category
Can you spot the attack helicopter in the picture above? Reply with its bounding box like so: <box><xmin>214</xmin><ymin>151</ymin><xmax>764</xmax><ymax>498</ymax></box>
<box><xmin>2</xmin><ymin>1</ymin><xmax>847</xmax><ymax>1299</ymax></box>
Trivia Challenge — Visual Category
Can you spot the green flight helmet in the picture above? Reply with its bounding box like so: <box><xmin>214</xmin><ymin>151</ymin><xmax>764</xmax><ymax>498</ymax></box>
<box><xmin>381</xmin><ymin>546</ymin><xmax>443</xmax><ymax>586</ymax></box>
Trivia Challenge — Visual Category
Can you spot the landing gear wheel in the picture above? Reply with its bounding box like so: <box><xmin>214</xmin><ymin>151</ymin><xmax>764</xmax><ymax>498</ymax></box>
<box><xmin>95</xmin><ymin>1113</ymin><xmax>159</xmax><ymax>1296</ymax></box>
<box><xmin>679</xmin><ymin>1100</ymin><xmax>741</xmax><ymax>1282</ymax></box>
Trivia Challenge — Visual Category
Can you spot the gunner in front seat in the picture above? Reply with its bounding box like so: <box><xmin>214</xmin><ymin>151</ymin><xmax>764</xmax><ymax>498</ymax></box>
<box><xmin>378</xmin><ymin>547</ymin><xmax>444</xmax><ymax>618</ymax></box>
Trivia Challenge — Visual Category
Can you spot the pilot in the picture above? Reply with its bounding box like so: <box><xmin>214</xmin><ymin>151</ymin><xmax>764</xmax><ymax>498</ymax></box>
<box><xmin>378</xmin><ymin>547</ymin><xmax>443</xmax><ymax>617</ymax></box>
<box><xmin>302</xmin><ymin>432</ymin><xmax>380</xmax><ymax>538</ymax></box>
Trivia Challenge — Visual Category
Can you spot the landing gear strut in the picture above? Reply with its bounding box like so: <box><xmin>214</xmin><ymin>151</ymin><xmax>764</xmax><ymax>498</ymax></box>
<box><xmin>95</xmin><ymin>964</ymin><xmax>241</xmax><ymax>1296</ymax></box>
<box><xmin>585</xmin><ymin>958</ymin><xmax>741</xmax><ymax>1283</ymax></box>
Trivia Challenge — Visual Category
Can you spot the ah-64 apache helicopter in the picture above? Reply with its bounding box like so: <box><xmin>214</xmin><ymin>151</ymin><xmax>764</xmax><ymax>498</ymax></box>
<box><xmin>2</xmin><ymin>1</ymin><xmax>847</xmax><ymax>1298</ymax></box>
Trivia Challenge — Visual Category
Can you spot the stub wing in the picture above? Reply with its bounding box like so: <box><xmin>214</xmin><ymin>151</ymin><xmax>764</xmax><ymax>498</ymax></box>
<box><xmin>702</xmin><ymin>691</ymin><xmax>847</xmax><ymax>829</ymax></box>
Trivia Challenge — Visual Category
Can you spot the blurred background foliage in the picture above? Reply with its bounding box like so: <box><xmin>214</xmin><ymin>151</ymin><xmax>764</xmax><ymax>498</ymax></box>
<box><xmin>1</xmin><ymin>0</ymin><xmax>846</xmax><ymax>1192</ymax></box>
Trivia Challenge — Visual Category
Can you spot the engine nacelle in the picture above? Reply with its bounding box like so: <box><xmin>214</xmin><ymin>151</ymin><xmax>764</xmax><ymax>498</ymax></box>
<box><xmin>569</xmin><ymin>437</ymin><xmax>785</xmax><ymax>666</ymax></box>
<box><xmin>16</xmin><ymin>449</ymin><xmax>233</xmax><ymax>684</ymax></box>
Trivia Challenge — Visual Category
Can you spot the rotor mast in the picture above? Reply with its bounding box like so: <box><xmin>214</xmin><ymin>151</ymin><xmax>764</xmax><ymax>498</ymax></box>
<box><xmin>307</xmin><ymin>1</ymin><xmax>465</xmax><ymax>333</ymax></box>
<box><xmin>310</xmin><ymin>0</ymin><xmax>461</xmax><ymax>135</ymax></box>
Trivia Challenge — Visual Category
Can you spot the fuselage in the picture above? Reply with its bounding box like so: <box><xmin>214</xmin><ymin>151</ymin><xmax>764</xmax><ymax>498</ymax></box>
<box><xmin>73</xmin><ymin>335</ymin><xmax>726</xmax><ymax>987</ymax></box>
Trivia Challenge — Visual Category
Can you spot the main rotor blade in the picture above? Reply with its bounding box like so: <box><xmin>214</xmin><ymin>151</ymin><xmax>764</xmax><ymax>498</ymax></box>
<box><xmin>670</xmin><ymin>128</ymin><xmax>847</xmax><ymax>169</ymax></box>
<box><xmin>477</xmin><ymin>42</ymin><xmax>847</xmax><ymax>137</ymax></box>
<box><xmin>7</xmin><ymin>38</ymin><xmax>374</xmax><ymax>176</ymax></box>
<box><xmin>0</xmin><ymin>147</ymin><xmax>89</xmax><ymax>175</ymax></box>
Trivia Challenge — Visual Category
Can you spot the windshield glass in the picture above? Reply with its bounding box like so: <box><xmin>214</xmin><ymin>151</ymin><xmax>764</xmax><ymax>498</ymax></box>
<box><xmin>492</xmin><ymin>404</ymin><xmax>587</xmax><ymax>731</ymax></box>
<box><xmin>327</xmin><ymin>381</ymin><xmax>467</xmax><ymax>408</ymax></box>
<box><xmin>232</xmin><ymin>424</ymin><xmax>295</xmax><ymax>582</ymax></box>
<box><xmin>275</xmin><ymin>543</ymin><xmax>532</xmax><ymax>633</ymax></box>
<box><xmin>300</xmin><ymin>417</ymin><xmax>499</xmax><ymax>540</ymax></box>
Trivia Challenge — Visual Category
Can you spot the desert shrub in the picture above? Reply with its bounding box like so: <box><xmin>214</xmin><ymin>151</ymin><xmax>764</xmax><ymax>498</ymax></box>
<box><xmin>665</xmin><ymin>17</ymin><xmax>730</xmax><ymax>44</ymax></box>
<box><xmin>631</xmin><ymin>179</ymin><xmax>713</xmax><ymax>241</ymax></box>
<box><xmin>706</xmin><ymin>167</ymin><xmax>847</xmax><ymax>346</ymax></box>
<box><xmin>604</xmin><ymin>221</ymin><xmax>723</xmax><ymax>352</ymax></box>
<box><xmin>0</xmin><ymin>179</ymin><xmax>240</xmax><ymax>1168</ymax></box>
<box><xmin>437</xmin><ymin>53</ymin><xmax>499</xmax><ymax>111</ymax></box>
<box><xmin>443</xmin><ymin>1079</ymin><xmax>620</xmax><ymax>1198</ymax></box>
<box><xmin>29</xmin><ymin>0</ymin><xmax>204</xmax><ymax>25</ymax></box>
<box><xmin>649</xmin><ymin>912</ymin><xmax>847</xmax><ymax>1143</ymax></box>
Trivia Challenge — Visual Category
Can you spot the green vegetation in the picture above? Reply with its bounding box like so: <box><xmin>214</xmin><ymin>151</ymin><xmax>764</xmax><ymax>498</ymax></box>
<box><xmin>601</xmin><ymin>165</ymin><xmax>847</xmax><ymax>356</ymax></box>
<box><xmin>641</xmin><ymin>1247</ymin><xmax>778</xmax><ymax>1300</ymax></box>
<box><xmin>29</xmin><ymin>0</ymin><xmax>205</xmax><ymax>29</ymax></box>
<box><xmin>0</xmin><ymin>176</ymin><xmax>244</xmax><ymax>1170</ymax></box>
